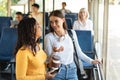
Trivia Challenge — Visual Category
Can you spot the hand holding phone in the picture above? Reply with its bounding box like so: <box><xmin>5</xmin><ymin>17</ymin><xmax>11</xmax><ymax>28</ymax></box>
<box><xmin>50</xmin><ymin>69</ymin><xmax>60</xmax><ymax>74</ymax></box>
<box><xmin>46</xmin><ymin>69</ymin><xmax>57</xmax><ymax>79</ymax></box>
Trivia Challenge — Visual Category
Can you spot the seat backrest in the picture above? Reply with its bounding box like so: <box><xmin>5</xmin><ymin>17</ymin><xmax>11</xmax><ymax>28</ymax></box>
<box><xmin>0</xmin><ymin>17</ymin><xmax>12</xmax><ymax>37</ymax></box>
<box><xmin>0</xmin><ymin>28</ymin><xmax>17</xmax><ymax>61</ymax></box>
<box><xmin>66</xmin><ymin>18</ymin><xmax>73</xmax><ymax>29</ymax></box>
<box><xmin>65</xmin><ymin>13</ymin><xmax>78</xmax><ymax>26</ymax></box>
<box><xmin>0</xmin><ymin>17</ymin><xmax>12</xmax><ymax>27</ymax></box>
<box><xmin>75</xmin><ymin>30</ymin><xmax>93</xmax><ymax>53</ymax></box>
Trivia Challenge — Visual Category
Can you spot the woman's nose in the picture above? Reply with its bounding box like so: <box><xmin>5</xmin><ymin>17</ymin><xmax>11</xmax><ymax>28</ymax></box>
<box><xmin>52</xmin><ymin>22</ymin><xmax>56</xmax><ymax>26</ymax></box>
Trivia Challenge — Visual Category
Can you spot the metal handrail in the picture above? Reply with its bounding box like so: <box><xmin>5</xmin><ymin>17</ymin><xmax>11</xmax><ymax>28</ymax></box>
<box><xmin>96</xmin><ymin>61</ymin><xmax>104</xmax><ymax>80</ymax></box>
<box><xmin>94</xmin><ymin>42</ymin><xmax>104</xmax><ymax>80</ymax></box>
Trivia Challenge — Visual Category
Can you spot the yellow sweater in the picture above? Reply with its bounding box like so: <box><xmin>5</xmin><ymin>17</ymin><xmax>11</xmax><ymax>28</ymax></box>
<box><xmin>16</xmin><ymin>46</ymin><xmax>47</xmax><ymax>80</ymax></box>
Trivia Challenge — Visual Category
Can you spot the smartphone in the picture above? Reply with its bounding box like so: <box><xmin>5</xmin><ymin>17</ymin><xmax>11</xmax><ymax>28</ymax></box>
<box><xmin>51</xmin><ymin>69</ymin><xmax>60</xmax><ymax>74</ymax></box>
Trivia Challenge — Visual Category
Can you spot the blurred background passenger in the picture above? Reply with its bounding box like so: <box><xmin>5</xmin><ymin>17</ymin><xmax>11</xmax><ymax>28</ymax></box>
<box><xmin>10</xmin><ymin>12</ymin><xmax>23</xmax><ymax>28</ymax></box>
<box><xmin>30</xmin><ymin>3</ymin><xmax>43</xmax><ymax>27</ymax></box>
<box><xmin>60</xmin><ymin>2</ymin><xmax>71</xmax><ymax>16</ymax></box>
<box><xmin>73</xmin><ymin>8</ymin><xmax>94</xmax><ymax>35</ymax></box>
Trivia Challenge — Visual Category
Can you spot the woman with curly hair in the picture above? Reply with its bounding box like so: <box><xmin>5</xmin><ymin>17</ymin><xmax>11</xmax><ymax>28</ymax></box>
<box><xmin>15</xmin><ymin>18</ymin><xmax>55</xmax><ymax>80</ymax></box>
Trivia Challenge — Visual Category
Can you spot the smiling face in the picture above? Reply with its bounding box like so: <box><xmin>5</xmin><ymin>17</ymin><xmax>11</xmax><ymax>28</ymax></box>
<box><xmin>49</xmin><ymin>16</ymin><xmax>65</xmax><ymax>32</ymax></box>
<box><xmin>79</xmin><ymin>11</ymin><xmax>87</xmax><ymax>19</ymax></box>
<box><xmin>79</xmin><ymin>8</ymin><xmax>88</xmax><ymax>20</ymax></box>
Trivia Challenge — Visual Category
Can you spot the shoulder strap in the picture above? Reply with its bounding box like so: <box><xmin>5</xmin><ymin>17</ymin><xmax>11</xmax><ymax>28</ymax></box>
<box><xmin>68</xmin><ymin>30</ymin><xmax>82</xmax><ymax>78</ymax></box>
<box><xmin>67</xmin><ymin>30</ymin><xmax>79</xmax><ymax>63</ymax></box>
<box><xmin>67</xmin><ymin>30</ymin><xmax>76</xmax><ymax>52</ymax></box>
<box><xmin>67</xmin><ymin>30</ymin><xmax>77</xmax><ymax>54</ymax></box>
<box><xmin>67</xmin><ymin>30</ymin><xmax>74</xmax><ymax>41</ymax></box>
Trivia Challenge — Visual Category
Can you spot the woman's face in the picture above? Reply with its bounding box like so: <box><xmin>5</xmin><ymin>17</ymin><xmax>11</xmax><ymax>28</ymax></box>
<box><xmin>79</xmin><ymin>11</ymin><xmax>87</xmax><ymax>20</ymax></box>
<box><xmin>50</xmin><ymin>16</ymin><xmax>65</xmax><ymax>32</ymax></box>
<box><xmin>35</xmin><ymin>22</ymin><xmax>42</xmax><ymax>39</ymax></box>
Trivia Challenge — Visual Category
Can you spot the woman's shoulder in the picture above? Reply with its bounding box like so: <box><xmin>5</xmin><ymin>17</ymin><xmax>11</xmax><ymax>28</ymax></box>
<box><xmin>17</xmin><ymin>46</ymin><xmax>31</xmax><ymax>54</ymax></box>
<box><xmin>87</xmin><ymin>19</ymin><xmax>93</xmax><ymax>23</ymax></box>
<box><xmin>74</xmin><ymin>20</ymin><xmax>79</xmax><ymax>24</ymax></box>
<box><xmin>45</xmin><ymin>32</ymin><xmax>54</xmax><ymax>39</ymax></box>
<box><xmin>16</xmin><ymin>46</ymin><xmax>29</xmax><ymax>57</ymax></box>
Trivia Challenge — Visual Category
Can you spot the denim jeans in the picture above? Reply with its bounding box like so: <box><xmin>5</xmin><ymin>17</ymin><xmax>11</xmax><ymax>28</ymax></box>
<box><xmin>51</xmin><ymin>62</ymin><xmax>78</xmax><ymax>80</ymax></box>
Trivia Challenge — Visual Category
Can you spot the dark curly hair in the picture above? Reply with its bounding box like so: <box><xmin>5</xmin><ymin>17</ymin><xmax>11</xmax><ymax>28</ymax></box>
<box><xmin>14</xmin><ymin>18</ymin><xmax>40</xmax><ymax>56</ymax></box>
<box><xmin>49</xmin><ymin>10</ymin><xmax>67</xmax><ymax>32</ymax></box>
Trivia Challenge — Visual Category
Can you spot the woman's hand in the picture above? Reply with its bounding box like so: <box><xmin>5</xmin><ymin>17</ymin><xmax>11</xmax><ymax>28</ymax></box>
<box><xmin>92</xmin><ymin>59</ymin><xmax>101</xmax><ymax>64</ymax></box>
<box><xmin>53</xmin><ymin>46</ymin><xmax>64</xmax><ymax>52</ymax></box>
<box><xmin>46</xmin><ymin>70</ymin><xmax>57</xmax><ymax>79</ymax></box>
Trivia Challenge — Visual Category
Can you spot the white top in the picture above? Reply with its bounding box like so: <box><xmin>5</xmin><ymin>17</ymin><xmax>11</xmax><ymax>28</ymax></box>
<box><xmin>30</xmin><ymin>12</ymin><xmax>43</xmax><ymax>27</ymax></box>
<box><xmin>60</xmin><ymin>9</ymin><xmax>71</xmax><ymax>16</ymax></box>
<box><xmin>10</xmin><ymin>20</ymin><xmax>19</xmax><ymax>28</ymax></box>
<box><xmin>73</xmin><ymin>19</ymin><xmax>94</xmax><ymax>35</ymax></box>
<box><xmin>44</xmin><ymin>30</ymin><xmax>93</xmax><ymax>65</ymax></box>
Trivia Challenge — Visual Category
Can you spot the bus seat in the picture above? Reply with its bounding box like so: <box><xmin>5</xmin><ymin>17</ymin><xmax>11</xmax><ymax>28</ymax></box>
<box><xmin>66</xmin><ymin>18</ymin><xmax>73</xmax><ymax>29</ymax></box>
<box><xmin>82</xmin><ymin>54</ymin><xmax>94</xmax><ymax>69</ymax></box>
<box><xmin>0</xmin><ymin>28</ymin><xmax>17</xmax><ymax>61</ymax></box>
<box><xmin>0</xmin><ymin>28</ymin><xmax>17</xmax><ymax>79</ymax></box>
<box><xmin>75</xmin><ymin>30</ymin><xmax>94</xmax><ymax>68</ymax></box>
<box><xmin>75</xmin><ymin>30</ymin><xmax>93</xmax><ymax>53</ymax></box>
<box><xmin>0</xmin><ymin>17</ymin><xmax>12</xmax><ymax>37</ymax></box>
<box><xmin>0</xmin><ymin>28</ymin><xmax>17</xmax><ymax>63</ymax></box>
<box><xmin>65</xmin><ymin>13</ymin><xmax>78</xmax><ymax>26</ymax></box>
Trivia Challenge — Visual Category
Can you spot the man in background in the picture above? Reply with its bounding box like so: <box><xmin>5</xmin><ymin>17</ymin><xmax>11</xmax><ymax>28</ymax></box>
<box><xmin>60</xmin><ymin>2</ymin><xmax>71</xmax><ymax>16</ymax></box>
<box><xmin>30</xmin><ymin>3</ymin><xmax>43</xmax><ymax>27</ymax></box>
<box><xmin>11</xmin><ymin>12</ymin><xmax>23</xmax><ymax>28</ymax></box>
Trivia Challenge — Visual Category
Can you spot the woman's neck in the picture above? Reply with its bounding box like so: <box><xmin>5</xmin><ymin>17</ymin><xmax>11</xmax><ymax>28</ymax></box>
<box><xmin>80</xmin><ymin>18</ymin><xmax>86</xmax><ymax>24</ymax></box>
<box><xmin>55</xmin><ymin>29</ymin><xmax>66</xmax><ymax>37</ymax></box>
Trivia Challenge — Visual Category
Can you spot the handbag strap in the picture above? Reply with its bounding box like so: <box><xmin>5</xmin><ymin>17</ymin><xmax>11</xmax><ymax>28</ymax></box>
<box><xmin>68</xmin><ymin>30</ymin><xmax>82</xmax><ymax>80</ymax></box>
<box><xmin>67</xmin><ymin>30</ymin><xmax>80</xmax><ymax>67</ymax></box>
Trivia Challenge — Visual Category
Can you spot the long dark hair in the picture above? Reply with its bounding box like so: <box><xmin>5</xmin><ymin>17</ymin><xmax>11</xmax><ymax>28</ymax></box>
<box><xmin>14</xmin><ymin>18</ymin><xmax>40</xmax><ymax>56</ymax></box>
<box><xmin>49</xmin><ymin>10</ymin><xmax>67</xmax><ymax>32</ymax></box>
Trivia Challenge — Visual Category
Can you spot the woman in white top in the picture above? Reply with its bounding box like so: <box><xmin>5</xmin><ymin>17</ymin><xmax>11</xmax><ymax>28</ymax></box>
<box><xmin>73</xmin><ymin>8</ymin><xmax>94</xmax><ymax>77</ymax></box>
<box><xmin>73</xmin><ymin>8</ymin><xmax>94</xmax><ymax>35</ymax></box>
<box><xmin>44</xmin><ymin>10</ymin><xmax>99</xmax><ymax>80</ymax></box>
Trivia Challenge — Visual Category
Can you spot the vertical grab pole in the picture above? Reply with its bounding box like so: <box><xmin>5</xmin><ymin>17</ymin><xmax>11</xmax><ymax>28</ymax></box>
<box><xmin>53</xmin><ymin>0</ymin><xmax>55</xmax><ymax>11</ymax></box>
<box><xmin>42</xmin><ymin>0</ymin><xmax>45</xmax><ymax>49</ymax></box>
<box><xmin>102</xmin><ymin>0</ymin><xmax>109</xmax><ymax>79</ymax></box>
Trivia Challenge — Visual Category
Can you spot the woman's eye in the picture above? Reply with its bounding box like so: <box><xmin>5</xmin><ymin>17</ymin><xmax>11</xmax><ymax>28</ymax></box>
<box><xmin>55</xmin><ymin>20</ymin><xmax>58</xmax><ymax>23</ymax></box>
